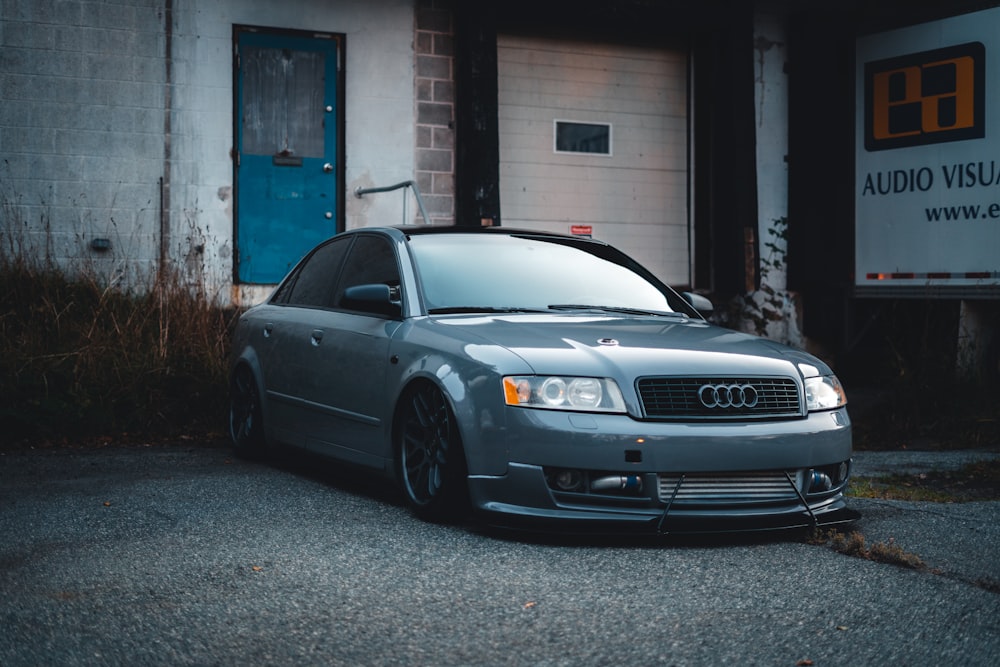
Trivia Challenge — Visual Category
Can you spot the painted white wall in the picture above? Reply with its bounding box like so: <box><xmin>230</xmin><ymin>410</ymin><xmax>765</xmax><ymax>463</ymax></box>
<box><xmin>0</xmin><ymin>0</ymin><xmax>416</xmax><ymax>302</ymax></box>
<box><xmin>753</xmin><ymin>8</ymin><xmax>789</xmax><ymax>293</ymax></box>
<box><xmin>744</xmin><ymin>5</ymin><xmax>803</xmax><ymax>347</ymax></box>
<box><xmin>170</xmin><ymin>0</ymin><xmax>416</xmax><ymax>302</ymax></box>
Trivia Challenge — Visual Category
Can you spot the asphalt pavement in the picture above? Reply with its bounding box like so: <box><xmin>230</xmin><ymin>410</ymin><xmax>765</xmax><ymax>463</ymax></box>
<box><xmin>851</xmin><ymin>448</ymin><xmax>1000</xmax><ymax>477</ymax></box>
<box><xmin>846</xmin><ymin>447</ymin><xmax>1000</xmax><ymax>593</ymax></box>
<box><xmin>0</xmin><ymin>442</ymin><xmax>997</xmax><ymax>666</ymax></box>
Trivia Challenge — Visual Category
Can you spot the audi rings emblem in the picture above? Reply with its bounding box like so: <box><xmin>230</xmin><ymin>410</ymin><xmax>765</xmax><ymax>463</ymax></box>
<box><xmin>698</xmin><ymin>383</ymin><xmax>759</xmax><ymax>409</ymax></box>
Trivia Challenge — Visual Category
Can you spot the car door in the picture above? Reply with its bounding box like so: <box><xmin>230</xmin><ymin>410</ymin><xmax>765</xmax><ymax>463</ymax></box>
<box><xmin>299</xmin><ymin>234</ymin><xmax>404</xmax><ymax>467</ymax></box>
<box><xmin>262</xmin><ymin>236</ymin><xmax>353</xmax><ymax>447</ymax></box>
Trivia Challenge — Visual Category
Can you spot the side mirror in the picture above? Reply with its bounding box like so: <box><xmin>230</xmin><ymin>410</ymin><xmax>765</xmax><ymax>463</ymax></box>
<box><xmin>342</xmin><ymin>283</ymin><xmax>402</xmax><ymax>316</ymax></box>
<box><xmin>681</xmin><ymin>291</ymin><xmax>714</xmax><ymax>317</ymax></box>
<box><xmin>344</xmin><ymin>283</ymin><xmax>395</xmax><ymax>304</ymax></box>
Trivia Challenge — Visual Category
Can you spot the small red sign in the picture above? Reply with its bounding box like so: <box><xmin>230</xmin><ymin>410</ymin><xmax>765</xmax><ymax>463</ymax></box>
<box><xmin>570</xmin><ymin>225</ymin><xmax>593</xmax><ymax>236</ymax></box>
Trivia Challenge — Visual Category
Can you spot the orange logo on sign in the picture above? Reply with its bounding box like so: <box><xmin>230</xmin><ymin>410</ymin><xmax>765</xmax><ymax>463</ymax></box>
<box><xmin>864</xmin><ymin>42</ymin><xmax>984</xmax><ymax>151</ymax></box>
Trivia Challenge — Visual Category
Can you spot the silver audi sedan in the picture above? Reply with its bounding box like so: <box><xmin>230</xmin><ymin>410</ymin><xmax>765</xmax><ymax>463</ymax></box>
<box><xmin>229</xmin><ymin>226</ymin><xmax>856</xmax><ymax>534</ymax></box>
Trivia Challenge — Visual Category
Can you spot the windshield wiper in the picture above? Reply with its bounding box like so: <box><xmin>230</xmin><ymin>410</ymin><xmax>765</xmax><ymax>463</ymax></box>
<box><xmin>428</xmin><ymin>306</ymin><xmax>548</xmax><ymax>314</ymax></box>
<box><xmin>547</xmin><ymin>304</ymin><xmax>687</xmax><ymax>318</ymax></box>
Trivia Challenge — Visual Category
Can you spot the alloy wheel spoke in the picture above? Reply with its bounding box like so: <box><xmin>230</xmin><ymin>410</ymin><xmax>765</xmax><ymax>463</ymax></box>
<box><xmin>428</xmin><ymin>462</ymin><xmax>441</xmax><ymax>495</ymax></box>
<box><xmin>402</xmin><ymin>387</ymin><xmax>453</xmax><ymax>504</ymax></box>
<box><xmin>231</xmin><ymin>370</ymin><xmax>257</xmax><ymax>445</ymax></box>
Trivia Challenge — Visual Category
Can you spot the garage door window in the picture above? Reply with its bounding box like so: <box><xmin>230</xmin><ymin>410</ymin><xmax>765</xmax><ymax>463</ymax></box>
<box><xmin>554</xmin><ymin>120</ymin><xmax>612</xmax><ymax>155</ymax></box>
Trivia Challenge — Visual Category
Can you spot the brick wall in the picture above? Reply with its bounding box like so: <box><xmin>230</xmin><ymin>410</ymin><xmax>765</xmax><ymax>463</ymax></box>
<box><xmin>414</xmin><ymin>0</ymin><xmax>454</xmax><ymax>225</ymax></box>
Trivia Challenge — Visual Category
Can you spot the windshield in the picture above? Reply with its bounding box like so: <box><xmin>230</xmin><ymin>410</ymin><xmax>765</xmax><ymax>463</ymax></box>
<box><xmin>407</xmin><ymin>233</ymin><xmax>688</xmax><ymax>315</ymax></box>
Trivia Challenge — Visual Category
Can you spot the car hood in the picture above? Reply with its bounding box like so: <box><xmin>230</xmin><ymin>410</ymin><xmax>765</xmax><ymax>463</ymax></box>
<box><xmin>435</xmin><ymin>313</ymin><xmax>830</xmax><ymax>380</ymax></box>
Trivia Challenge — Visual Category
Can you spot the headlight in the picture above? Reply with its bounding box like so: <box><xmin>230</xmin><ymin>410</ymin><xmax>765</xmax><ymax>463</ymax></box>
<box><xmin>804</xmin><ymin>375</ymin><xmax>847</xmax><ymax>411</ymax></box>
<box><xmin>503</xmin><ymin>376</ymin><xmax>627</xmax><ymax>413</ymax></box>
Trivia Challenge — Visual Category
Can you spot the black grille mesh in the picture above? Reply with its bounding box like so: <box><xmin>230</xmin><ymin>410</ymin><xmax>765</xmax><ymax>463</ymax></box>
<box><xmin>637</xmin><ymin>377</ymin><xmax>801</xmax><ymax>420</ymax></box>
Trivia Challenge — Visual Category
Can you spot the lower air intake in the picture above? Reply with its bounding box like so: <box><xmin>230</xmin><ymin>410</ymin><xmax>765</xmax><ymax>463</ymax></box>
<box><xmin>658</xmin><ymin>471</ymin><xmax>801</xmax><ymax>505</ymax></box>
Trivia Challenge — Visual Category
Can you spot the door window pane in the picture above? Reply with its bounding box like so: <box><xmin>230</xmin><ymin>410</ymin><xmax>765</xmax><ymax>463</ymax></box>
<box><xmin>286</xmin><ymin>237</ymin><xmax>350</xmax><ymax>307</ymax></box>
<box><xmin>242</xmin><ymin>46</ymin><xmax>325</xmax><ymax>157</ymax></box>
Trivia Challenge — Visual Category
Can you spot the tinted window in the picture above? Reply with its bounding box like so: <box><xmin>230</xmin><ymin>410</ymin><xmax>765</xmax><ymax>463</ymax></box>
<box><xmin>285</xmin><ymin>237</ymin><xmax>351</xmax><ymax>307</ymax></box>
<box><xmin>408</xmin><ymin>233</ymin><xmax>685</xmax><ymax>314</ymax></box>
<box><xmin>332</xmin><ymin>235</ymin><xmax>401</xmax><ymax>317</ymax></box>
<box><xmin>555</xmin><ymin>121</ymin><xmax>611</xmax><ymax>155</ymax></box>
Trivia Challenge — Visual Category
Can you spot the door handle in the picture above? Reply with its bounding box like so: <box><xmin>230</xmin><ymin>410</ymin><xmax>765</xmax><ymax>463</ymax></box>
<box><xmin>263</xmin><ymin>323</ymin><xmax>274</xmax><ymax>338</ymax></box>
<box><xmin>323</xmin><ymin>163</ymin><xmax>334</xmax><ymax>173</ymax></box>
<box><xmin>311</xmin><ymin>329</ymin><xmax>324</xmax><ymax>346</ymax></box>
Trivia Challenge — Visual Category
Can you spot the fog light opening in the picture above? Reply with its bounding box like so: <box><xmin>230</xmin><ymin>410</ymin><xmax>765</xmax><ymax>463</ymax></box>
<box><xmin>552</xmin><ymin>469</ymin><xmax>584</xmax><ymax>492</ymax></box>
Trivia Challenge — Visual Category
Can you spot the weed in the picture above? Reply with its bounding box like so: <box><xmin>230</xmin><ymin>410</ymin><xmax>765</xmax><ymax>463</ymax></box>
<box><xmin>1</xmin><ymin>266</ymin><xmax>237</xmax><ymax>445</ymax></box>
<box><xmin>848</xmin><ymin>477</ymin><xmax>958</xmax><ymax>503</ymax></box>
<box><xmin>848</xmin><ymin>460</ymin><xmax>1000</xmax><ymax>502</ymax></box>
<box><xmin>812</xmin><ymin>529</ymin><xmax>925</xmax><ymax>570</ymax></box>
<box><xmin>974</xmin><ymin>577</ymin><xmax>1000</xmax><ymax>594</ymax></box>
<box><xmin>0</xmin><ymin>240</ymin><xmax>238</xmax><ymax>448</ymax></box>
<box><xmin>844</xmin><ymin>299</ymin><xmax>1000</xmax><ymax>451</ymax></box>
<box><xmin>851</xmin><ymin>384</ymin><xmax>1000</xmax><ymax>451</ymax></box>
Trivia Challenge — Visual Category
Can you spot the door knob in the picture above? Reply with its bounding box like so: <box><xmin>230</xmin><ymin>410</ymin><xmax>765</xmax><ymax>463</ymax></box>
<box><xmin>323</xmin><ymin>163</ymin><xmax>333</xmax><ymax>173</ymax></box>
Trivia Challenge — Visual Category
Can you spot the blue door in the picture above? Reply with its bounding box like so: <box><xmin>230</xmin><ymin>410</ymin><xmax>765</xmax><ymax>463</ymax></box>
<box><xmin>236</xmin><ymin>29</ymin><xmax>342</xmax><ymax>284</ymax></box>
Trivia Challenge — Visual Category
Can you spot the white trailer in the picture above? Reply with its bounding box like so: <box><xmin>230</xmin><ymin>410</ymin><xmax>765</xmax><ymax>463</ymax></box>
<box><xmin>854</xmin><ymin>7</ymin><xmax>1000</xmax><ymax>299</ymax></box>
<box><xmin>855</xmin><ymin>8</ymin><xmax>1000</xmax><ymax>378</ymax></box>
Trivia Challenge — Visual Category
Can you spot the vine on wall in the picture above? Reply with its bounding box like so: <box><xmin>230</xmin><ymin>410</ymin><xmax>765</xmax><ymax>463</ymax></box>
<box><xmin>715</xmin><ymin>217</ymin><xmax>805</xmax><ymax>348</ymax></box>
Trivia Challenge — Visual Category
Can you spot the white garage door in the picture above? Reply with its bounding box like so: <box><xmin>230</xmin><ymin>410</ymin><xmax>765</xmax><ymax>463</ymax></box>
<box><xmin>497</xmin><ymin>34</ymin><xmax>690</xmax><ymax>285</ymax></box>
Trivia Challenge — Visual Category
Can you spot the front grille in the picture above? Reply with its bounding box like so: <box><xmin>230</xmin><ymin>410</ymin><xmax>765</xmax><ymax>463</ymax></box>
<box><xmin>637</xmin><ymin>376</ymin><xmax>801</xmax><ymax>420</ymax></box>
<box><xmin>658</xmin><ymin>471</ymin><xmax>801</xmax><ymax>506</ymax></box>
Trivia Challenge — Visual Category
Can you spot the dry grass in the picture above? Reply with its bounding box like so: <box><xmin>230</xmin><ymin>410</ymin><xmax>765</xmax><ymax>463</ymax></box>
<box><xmin>0</xmin><ymin>254</ymin><xmax>237</xmax><ymax>447</ymax></box>
<box><xmin>851</xmin><ymin>388</ymin><xmax>1000</xmax><ymax>451</ymax></box>
<box><xmin>843</xmin><ymin>299</ymin><xmax>1000</xmax><ymax>452</ymax></box>
<box><xmin>810</xmin><ymin>529</ymin><xmax>925</xmax><ymax>570</ymax></box>
<box><xmin>848</xmin><ymin>460</ymin><xmax>1000</xmax><ymax>502</ymax></box>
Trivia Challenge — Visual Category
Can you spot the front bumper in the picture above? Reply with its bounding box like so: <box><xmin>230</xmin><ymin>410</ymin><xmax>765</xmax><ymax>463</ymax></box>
<box><xmin>466</xmin><ymin>407</ymin><xmax>856</xmax><ymax>534</ymax></box>
<box><xmin>468</xmin><ymin>462</ymin><xmax>858</xmax><ymax>534</ymax></box>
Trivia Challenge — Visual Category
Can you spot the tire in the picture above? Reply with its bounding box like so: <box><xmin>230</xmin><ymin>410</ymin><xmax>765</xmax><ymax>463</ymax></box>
<box><xmin>229</xmin><ymin>364</ymin><xmax>266</xmax><ymax>459</ymax></box>
<box><xmin>396</xmin><ymin>383</ymin><xmax>469</xmax><ymax>523</ymax></box>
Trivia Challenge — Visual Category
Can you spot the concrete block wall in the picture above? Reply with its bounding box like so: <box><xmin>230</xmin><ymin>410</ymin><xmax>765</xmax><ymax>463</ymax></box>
<box><xmin>0</xmin><ymin>0</ymin><xmax>168</xmax><ymax>287</ymax></box>
<box><xmin>173</xmin><ymin>0</ymin><xmax>417</xmax><ymax>303</ymax></box>
<box><xmin>2</xmin><ymin>0</ymin><xmax>422</xmax><ymax>302</ymax></box>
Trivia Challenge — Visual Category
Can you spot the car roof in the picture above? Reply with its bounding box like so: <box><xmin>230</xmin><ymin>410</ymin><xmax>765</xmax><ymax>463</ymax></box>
<box><xmin>366</xmin><ymin>224</ymin><xmax>612</xmax><ymax>245</ymax></box>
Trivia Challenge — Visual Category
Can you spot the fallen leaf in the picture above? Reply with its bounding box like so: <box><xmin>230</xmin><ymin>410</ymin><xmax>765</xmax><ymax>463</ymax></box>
<box><xmin>252</xmin><ymin>565</ymin><xmax>263</xmax><ymax>572</ymax></box>
<box><xmin>796</xmin><ymin>660</ymin><xmax>814</xmax><ymax>666</ymax></box>
<box><xmin>103</xmin><ymin>501</ymin><xmax>111</xmax><ymax>507</ymax></box>
<box><xmin>523</xmin><ymin>601</ymin><xmax>536</xmax><ymax>609</ymax></box>
<box><xmin>836</xmin><ymin>625</ymin><xmax>849</xmax><ymax>631</ymax></box>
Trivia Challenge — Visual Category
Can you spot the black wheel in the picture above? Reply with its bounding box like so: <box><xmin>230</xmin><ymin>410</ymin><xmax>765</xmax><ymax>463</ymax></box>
<box><xmin>229</xmin><ymin>364</ymin><xmax>266</xmax><ymax>459</ymax></box>
<box><xmin>396</xmin><ymin>383</ymin><xmax>468</xmax><ymax>522</ymax></box>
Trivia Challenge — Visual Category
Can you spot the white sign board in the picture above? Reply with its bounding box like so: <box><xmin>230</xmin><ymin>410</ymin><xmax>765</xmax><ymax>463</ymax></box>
<box><xmin>855</xmin><ymin>8</ymin><xmax>1000</xmax><ymax>294</ymax></box>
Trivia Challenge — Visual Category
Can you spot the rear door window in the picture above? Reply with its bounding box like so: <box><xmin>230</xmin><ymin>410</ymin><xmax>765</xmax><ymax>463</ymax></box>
<box><xmin>284</xmin><ymin>236</ymin><xmax>352</xmax><ymax>308</ymax></box>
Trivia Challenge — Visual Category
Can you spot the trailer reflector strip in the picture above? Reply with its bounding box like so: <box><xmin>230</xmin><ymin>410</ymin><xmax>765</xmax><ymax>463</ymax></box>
<box><xmin>866</xmin><ymin>271</ymin><xmax>999</xmax><ymax>280</ymax></box>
